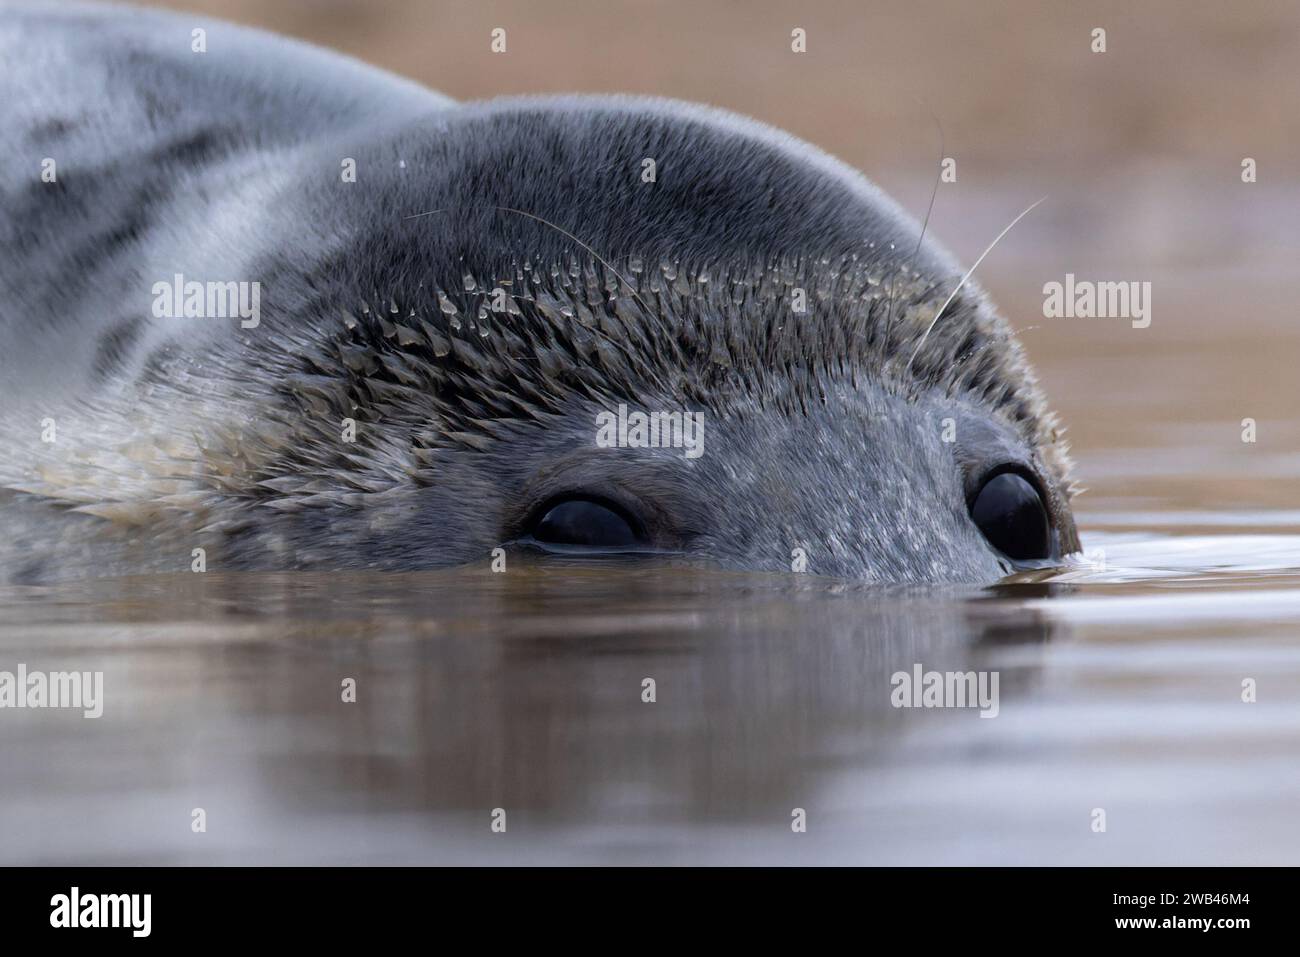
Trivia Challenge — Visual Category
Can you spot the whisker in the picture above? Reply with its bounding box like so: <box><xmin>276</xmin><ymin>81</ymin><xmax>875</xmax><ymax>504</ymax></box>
<box><xmin>904</xmin><ymin>196</ymin><xmax>1046</xmax><ymax>377</ymax></box>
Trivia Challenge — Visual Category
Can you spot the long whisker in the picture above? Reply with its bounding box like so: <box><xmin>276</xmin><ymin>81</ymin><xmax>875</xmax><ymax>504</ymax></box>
<box><xmin>903</xmin><ymin>196</ymin><xmax>1045</xmax><ymax>377</ymax></box>
<box><xmin>401</xmin><ymin>207</ymin><xmax>451</xmax><ymax>221</ymax></box>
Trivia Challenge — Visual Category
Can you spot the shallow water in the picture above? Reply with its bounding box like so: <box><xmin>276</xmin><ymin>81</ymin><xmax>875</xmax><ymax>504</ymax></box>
<box><xmin>2</xmin><ymin>529</ymin><xmax>1298</xmax><ymax>865</ymax></box>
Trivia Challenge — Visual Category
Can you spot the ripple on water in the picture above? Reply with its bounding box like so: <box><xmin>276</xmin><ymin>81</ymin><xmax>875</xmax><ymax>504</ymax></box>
<box><xmin>1</xmin><ymin>515</ymin><xmax>1298</xmax><ymax>864</ymax></box>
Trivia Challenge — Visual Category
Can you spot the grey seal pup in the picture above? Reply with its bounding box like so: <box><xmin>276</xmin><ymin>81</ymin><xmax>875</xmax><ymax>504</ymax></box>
<box><xmin>0</xmin><ymin>1</ymin><xmax>1080</xmax><ymax>583</ymax></box>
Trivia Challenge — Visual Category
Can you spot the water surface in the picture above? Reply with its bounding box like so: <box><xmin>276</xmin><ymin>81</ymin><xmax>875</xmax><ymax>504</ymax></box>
<box><xmin>2</xmin><ymin>522</ymin><xmax>1297</xmax><ymax>864</ymax></box>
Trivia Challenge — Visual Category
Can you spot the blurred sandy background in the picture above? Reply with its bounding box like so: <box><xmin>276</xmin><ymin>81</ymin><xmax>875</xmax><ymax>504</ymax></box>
<box><xmin>137</xmin><ymin>0</ymin><xmax>1300</xmax><ymax>512</ymax></box>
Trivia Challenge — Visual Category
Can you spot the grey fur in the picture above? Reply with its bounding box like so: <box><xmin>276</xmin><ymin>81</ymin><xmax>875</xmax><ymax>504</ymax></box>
<box><xmin>0</xmin><ymin>1</ymin><xmax>1078</xmax><ymax>583</ymax></box>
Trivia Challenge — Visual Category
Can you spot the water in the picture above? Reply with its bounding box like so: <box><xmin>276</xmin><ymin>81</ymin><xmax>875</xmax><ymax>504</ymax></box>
<box><xmin>3</xmin><ymin>513</ymin><xmax>1298</xmax><ymax>864</ymax></box>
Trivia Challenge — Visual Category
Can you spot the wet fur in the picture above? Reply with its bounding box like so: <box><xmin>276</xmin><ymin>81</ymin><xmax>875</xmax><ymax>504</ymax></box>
<box><xmin>0</xmin><ymin>1</ymin><xmax>1077</xmax><ymax>582</ymax></box>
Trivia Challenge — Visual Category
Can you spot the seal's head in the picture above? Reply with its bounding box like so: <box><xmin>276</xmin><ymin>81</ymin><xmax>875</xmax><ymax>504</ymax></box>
<box><xmin>215</xmin><ymin>97</ymin><xmax>1079</xmax><ymax>583</ymax></box>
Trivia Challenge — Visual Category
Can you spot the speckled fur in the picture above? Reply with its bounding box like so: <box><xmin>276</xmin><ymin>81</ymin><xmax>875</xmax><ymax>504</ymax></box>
<box><xmin>0</xmin><ymin>1</ymin><xmax>1077</xmax><ymax>583</ymax></box>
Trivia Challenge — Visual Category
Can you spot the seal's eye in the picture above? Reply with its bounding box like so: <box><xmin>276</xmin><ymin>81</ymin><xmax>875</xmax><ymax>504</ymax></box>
<box><xmin>531</xmin><ymin>497</ymin><xmax>643</xmax><ymax>549</ymax></box>
<box><xmin>970</xmin><ymin>472</ymin><xmax>1051</xmax><ymax>562</ymax></box>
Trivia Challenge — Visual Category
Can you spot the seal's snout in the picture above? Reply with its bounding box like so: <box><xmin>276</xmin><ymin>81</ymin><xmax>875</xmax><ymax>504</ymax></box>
<box><xmin>492</xmin><ymin>383</ymin><xmax>1072</xmax><ymax>584</ymax></box>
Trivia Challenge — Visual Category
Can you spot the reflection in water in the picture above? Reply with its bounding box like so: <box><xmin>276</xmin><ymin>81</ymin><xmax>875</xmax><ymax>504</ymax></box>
<box><xmin>0</xmin><ymin>566</ymin><xmax>1060</xmax><ymax>864</ymax></box>
<box><xmin>4</xmin><ymin>531</ymin><xmax>1300</xmax><ymax>864</ymax></box>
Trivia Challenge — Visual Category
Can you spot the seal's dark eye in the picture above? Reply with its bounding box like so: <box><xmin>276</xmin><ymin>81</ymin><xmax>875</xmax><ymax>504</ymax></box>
<box><xmin>970</xmin><ymin>472</ymin><xmax>1051</xmax><ymax>562</ymax></box>
<box><xmin>531</xmin><ymin>497</ymin><xmax>642</xmax><ymax>549</ymax></box>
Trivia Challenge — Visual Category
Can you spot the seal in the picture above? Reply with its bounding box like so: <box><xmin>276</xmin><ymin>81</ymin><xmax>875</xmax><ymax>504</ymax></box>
<box><xmin>0</xmin><ymin>1</ymin><xmax>1080</xmax><ymax>583</ymax></box>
